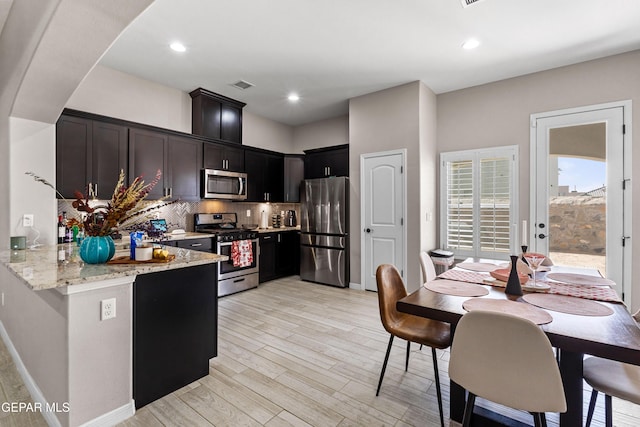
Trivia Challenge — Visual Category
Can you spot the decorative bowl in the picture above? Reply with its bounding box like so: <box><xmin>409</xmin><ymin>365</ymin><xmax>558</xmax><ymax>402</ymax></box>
<box><xmin>490</xmin><ymin>268</ymin><xmax>529</xmax><ymax>285</ymax></box>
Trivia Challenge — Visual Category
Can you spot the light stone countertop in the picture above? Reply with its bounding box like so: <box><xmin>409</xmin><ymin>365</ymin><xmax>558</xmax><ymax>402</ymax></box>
<box><xmin>257</xmin><ymin>226</ymin><xmax>301</xmax><ymax>233</ymax></box>
<box><xmin>0</xmin><ymin>243</ymin><xmax>226</xmax><ymax>292</ymax></box>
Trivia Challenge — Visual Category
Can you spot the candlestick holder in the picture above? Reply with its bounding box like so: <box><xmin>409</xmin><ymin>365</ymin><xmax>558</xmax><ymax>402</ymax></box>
<box><xmin>521</xmin><ymin>245</ymin><xmax>529</xmax><ymax>265</ymax></box>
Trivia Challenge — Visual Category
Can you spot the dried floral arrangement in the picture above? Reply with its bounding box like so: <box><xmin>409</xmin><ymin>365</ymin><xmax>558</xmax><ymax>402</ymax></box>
<box><xmin>26</xmin><ymin>170</ymin><xmax>176</xmax><ymax>237</ymax></box>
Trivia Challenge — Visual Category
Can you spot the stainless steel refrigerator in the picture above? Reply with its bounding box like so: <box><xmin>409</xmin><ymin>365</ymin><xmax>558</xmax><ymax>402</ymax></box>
<box><xmin>300</xmin><ymin>177</ymin><xmax>349</xmax><ymax>287</ymax></box>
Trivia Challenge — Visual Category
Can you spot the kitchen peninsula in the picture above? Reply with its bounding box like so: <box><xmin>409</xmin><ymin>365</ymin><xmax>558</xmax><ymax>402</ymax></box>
<box><xmin>0</xmin><ymin>243</ymin><xmax>226</xmax><ymax>427</ymax></box>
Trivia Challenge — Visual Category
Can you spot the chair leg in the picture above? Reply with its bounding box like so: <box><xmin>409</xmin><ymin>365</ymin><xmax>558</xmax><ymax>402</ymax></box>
<box><xmin>431</xmin><ymin>347</ymin><xmax>444</xmax><ymax>427</ymax></box>
<box><xmin>405</xmin><ymin>341</ymin><xmax>410</xmax><ymax>371</ymax></box>
<box><xmin>532</xmin><ymin>412</ymin><xmax>547</xmax><ymax>427</ymax></box>
<box><xmin>605</xmin><ymin>394</ymin><xmax>613</xmax><ymax>427</ymax></box>
<box><xmin>462</xmin><ymin>392</ymin><xmax>475</xmax><ymax>427</ymax></box>
<box><xmin>585</xmin><ymin>389</ymin><xmax>598</xmax><ymax>427</ymax></box>
<box><xmin>376</xmin><ymin>334</ymin><xmax>394</xmax><ymax>396</ymax></box>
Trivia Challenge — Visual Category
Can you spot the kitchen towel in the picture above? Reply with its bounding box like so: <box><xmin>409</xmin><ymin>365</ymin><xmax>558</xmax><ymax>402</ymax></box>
<box><xmin>231</xmin><ymin>239</ymin><xmax>253</xmax><ymax>267</ymax></box>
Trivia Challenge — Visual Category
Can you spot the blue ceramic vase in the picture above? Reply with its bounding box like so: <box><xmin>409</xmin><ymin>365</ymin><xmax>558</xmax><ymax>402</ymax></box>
<box><xmin>79</xmin><ymin>235</ymin><xmax>116</xmax><ymax>264</ymax></box>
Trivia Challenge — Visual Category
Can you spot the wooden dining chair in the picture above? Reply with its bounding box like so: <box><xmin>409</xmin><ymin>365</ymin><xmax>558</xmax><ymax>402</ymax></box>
<box><xmin>419</xmin><ymin>251</ymin><xmax>437</xmax><ymax>284</ymax></box>
<box><xmin>583</xmin><ymin>309</ymin><xmax>640</xmax><ymax>427</ymax></box>
<box><xmin>449</xmin><ymin>310</ymin><xmax>566</xmax><ymax>427</ymax></box>
<box><xmin>375</xmin><ymin>264</ymin><xmax>451</xmax><ymax>427</ymax></box>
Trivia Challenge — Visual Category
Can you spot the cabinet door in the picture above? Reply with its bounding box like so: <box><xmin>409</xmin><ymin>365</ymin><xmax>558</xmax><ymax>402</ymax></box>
<box><xmin>304</xmin><ymin>151</ymin><xmax>331</xmax><ymax>179</ymax></box>
<box><xmin>220</xmin><ymin>104</ymin><xmax>242</xmax><ymax>144</ymax></box>
<box><xmin>91</xmin><ymin>121</ymin><xmax>128</xmax><ymax>199</ymax></box>
<box><xmin>259</xmin><ymin>234</ymin><xmax>277</xmax><ymax>283</ymax></box>
<box><xmin>284</xmin><ymin>155</ymin><xmax>304</xmax><ymax>202</ymax></box>
<box><xmin>276</xmin><ymin>231</ymin><xmax>300</xmax><ymax>276</ymax></box>
<box><xmin>327</xmin><ymin>146</ymin><xmax>349</xmax><ymax>177</ymax></box>
<box><xmin>197</xmin><ymin>96</ymin><xmax>221</xmax><ymax>140</ymax></box>
<box><xmin>265</xmin><ymin>153</ymin><xmax>284</xmax><ymax>202</ymax></box>
<box><xmin>129</xmin><ymin>128</ymin><xmax>167</xmax><ymax>200</ymax></box>
<box><xmin>167</xmin><ymin>135</ymin><xmax>202</xmax><ymax>201</ymax></box>
<box><xmin>56</xmin><ymin>115</ymin><xmax>91</xmax><ymax>198</ymax></box>
<box><xmin>244</xmin><ymin>150</ymin><xmax>266</xmax><ymax>202</ymax></box>
<box><xmin>225</xmin><ymin>146</ymin><xmax>245</xmax><ymax>172</ymax></box>
<box><xmin>203</xmin><ymin>143</ymin><xmax>225</xmax><ymax>170</ymax></box>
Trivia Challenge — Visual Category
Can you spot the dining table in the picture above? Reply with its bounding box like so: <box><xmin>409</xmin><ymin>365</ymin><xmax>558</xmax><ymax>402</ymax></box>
<box><xmin>397</xmin><ymin>259</ymin><xmax>640</xmax><ymax>427</ymax></box>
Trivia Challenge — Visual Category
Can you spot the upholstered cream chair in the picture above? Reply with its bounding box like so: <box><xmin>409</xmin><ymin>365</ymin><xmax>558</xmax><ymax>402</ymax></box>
<box><xmin>375</xmin><ymin>264</ymin><xmax>451</xmax><ymax>427</ymax></box>
<box><xmin>583</xmin><ymin>310</ymin><xmax>640</xmax><ymax>427</ymax></box>
<box><xmin>419</xmin><ymin>251</ymin><xmax>437</xmax><ymax>284</ymax></box>
<box><xmin>449</xmin><ymin>310</ymin><xmax>566</xmax><ymax>427</ymax></box>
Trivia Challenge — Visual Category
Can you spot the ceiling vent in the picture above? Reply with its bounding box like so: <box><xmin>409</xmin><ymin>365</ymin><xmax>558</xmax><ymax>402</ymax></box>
<box><xmin>231</xmin><ymin>80</ymin><xmax>254</xmax><ymax>90</ymax></box>
<box><xmin>460</xmin><ymin>0</ymin><xmax>484</xmax><ymax>7</ymax></box>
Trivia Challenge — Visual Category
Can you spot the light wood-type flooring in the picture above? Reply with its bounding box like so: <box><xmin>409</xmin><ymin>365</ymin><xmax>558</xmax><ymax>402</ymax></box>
<box><xmin>2</xmin><ymin>276</ymin><xmax>640</xmax><ymax>426</ymax></box>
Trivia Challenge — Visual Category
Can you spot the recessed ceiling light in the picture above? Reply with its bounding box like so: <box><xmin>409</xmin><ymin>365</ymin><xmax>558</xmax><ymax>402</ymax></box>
<box><xmin>288</xmin><ymin>93</ymin><xmax>300</xmax><ymax>102</ymax></box>
<box><xmin>170</xmin><ymin>42</ymin><xmax>186</xmax><ymax>52</ymax></box>
<box><xmin>462</xmin><ymin>39</ymin><xmax>480</xmax><ymax>50</ymax></box>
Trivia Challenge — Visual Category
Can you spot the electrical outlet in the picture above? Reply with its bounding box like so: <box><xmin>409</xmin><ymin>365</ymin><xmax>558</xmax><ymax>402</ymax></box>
<box><xmin>23</xmin><ymin>214</ymin><xmax>34</xmax><ymax>227</ymax></box>
<box><xmin>246</xmin><ymin>210</ymin><xmax>251</xmax><ymax>217</ymax></box>
<box><xmin>101</xmin><ymin>298</ymin><xmax>116</xmax><ymax>320</ymax></box>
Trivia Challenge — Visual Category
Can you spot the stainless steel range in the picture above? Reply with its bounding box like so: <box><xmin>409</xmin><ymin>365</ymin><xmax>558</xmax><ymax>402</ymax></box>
<box><xmin>194</xmin><ymin>213</ymin><xmax>259</xmax><ymax>297</ymax></box>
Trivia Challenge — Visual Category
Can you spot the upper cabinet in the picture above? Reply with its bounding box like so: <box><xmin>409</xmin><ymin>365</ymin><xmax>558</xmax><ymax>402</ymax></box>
<box><xmin>304</xmin><ymin>144</ymin><xmax>349</xmax><ymax>179</ymax></box>
<box><xmin>245</xmin><ymin>148</ymin><xmax>284</xmax><ymax>203</ymax></box>
<box><xmin>283</xmin><ymin>155</ymin><xmax>304</xmax><ymax>203</ymax></box>
<box><xmin>190</xmin><ymin>88</ymin><xmax>246</xmax><ymax>144</ymax></box>
<box><xmin>203</xmin><ymin>142</ymin><xmax>244</xmax><ymax>172</ymax></box>
<box><xmin>129</xmin><ymin>128</ymin><xmax>202</xmax><ymax>201</ymax></box>
<box><xmin>56</xmin><ymin>114</ymin><xmax>127</xmax><ymax>199</ymax></box>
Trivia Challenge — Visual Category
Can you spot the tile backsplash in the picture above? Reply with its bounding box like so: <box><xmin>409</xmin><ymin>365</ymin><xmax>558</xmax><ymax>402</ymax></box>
<box><xmin>59</xmin><ymin>200</ymin><xmax>299</xmax><ymax>232</ymax></box>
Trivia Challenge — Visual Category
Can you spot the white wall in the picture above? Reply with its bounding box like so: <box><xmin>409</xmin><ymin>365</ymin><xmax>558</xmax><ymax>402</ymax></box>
<box><xmin>292</xmin><ymin>115</ymin><xmax>349</xmax><ymax>153</ymax></box>
<box><xmin>419</xmin><ymin>83</ymin><xmax>438</xmax><ymax>262</ymax></box>
<box><xmin>10</xmin><ymin>118</ymin><xmax>57</xmax><ymax>246</ymax></box>
<box><xmin>349</xmin><ymin>82</ymin><xmax>430</xmax><ymax>290</ymax></box>
<box><xmin>67</xmin><ymin>65</ymin><xmax>192</xmax><ymax>133</ymax></box>
<box><xmin>437</xmin><ymin>49</ymin><xmax>640</xmax><ymax>311</ymax></box>
<box><xmin>243</xmin><ymin>110</ymin><xmax>294</xmax><ymax>153</ymax></box>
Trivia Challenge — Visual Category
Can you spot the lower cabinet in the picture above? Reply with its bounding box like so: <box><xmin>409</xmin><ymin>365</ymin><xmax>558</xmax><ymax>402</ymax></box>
<box><xmin>133</xmin><ymin>263</ymin><xmax>217</xmax><ymax>408</ymax></box>
<box><xmin>259</xmin><ymin>231</ymin><xmax>300</xmax><ymax>283</ymax></box>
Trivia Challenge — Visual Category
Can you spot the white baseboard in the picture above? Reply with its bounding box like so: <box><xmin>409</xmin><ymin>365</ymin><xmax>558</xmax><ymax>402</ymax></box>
<box><xmin>0</xmin><ymin>320</ymin><xmax>135</xmax><ymax>427</ymax></box>
<box><xmin>349</xmin><ymin>282</ymin><xmax>364</xmax><ymax>290</ymax></box>
<box><xmin>78</xmin><ymin>401</ymin><xmax>135</xmax><ymax>427</ymax></box>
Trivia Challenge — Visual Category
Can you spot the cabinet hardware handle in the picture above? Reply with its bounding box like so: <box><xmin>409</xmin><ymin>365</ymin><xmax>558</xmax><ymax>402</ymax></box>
<box><xmin>169</xmin><ymin>188</ymin><xmax>173</xmax><ymax>198</ymax></box>
<box><xmin>191</xmin><ymin>243</ymin><xmax>203</xmax><ymax>247</ymax></box>
<box><xmin>88</xmin><ymin>183</ymin><xmax>94</xmax><ymax>198</ymax></box>
<box><xmin>278</xmin><ymin>234</ymin><xmax>281</xmax><ymax>243</ymax></box>
<box><xmin>94</xmin><ymin>183</ymin><xmax>98</xmax><ymax>198</ymax></box>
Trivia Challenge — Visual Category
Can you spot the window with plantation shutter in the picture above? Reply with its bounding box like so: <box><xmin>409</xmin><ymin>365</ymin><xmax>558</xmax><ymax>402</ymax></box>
<box><xmin>440</xmin><ymin>146</ymin><xmax>518</xmax><ymax>259</ymax></box>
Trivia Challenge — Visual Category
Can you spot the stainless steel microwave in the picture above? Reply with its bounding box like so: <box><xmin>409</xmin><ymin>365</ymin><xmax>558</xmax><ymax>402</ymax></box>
<box><xmin>201</xmin><ymin>169</ymin><xmax>247</xmax><ymax>200</ymax></box>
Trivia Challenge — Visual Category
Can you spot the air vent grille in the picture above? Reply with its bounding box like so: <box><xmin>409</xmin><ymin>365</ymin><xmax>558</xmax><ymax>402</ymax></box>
<box><xmin>460</xmin><ymin>0</ymin><xmax>484</xmax><ymax>7</ymax></box>
<box><xmin>231</xmin><ymin>80</ymin><xmax>254</xmax><ymax>90</ymax></box>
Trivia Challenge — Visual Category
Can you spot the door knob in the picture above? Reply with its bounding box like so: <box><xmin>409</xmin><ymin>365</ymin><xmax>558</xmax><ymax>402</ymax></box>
<box><xmin>364</xmin><ymin>228</ymin><xmax>372</xmax><ymax>233</ymax></box>
<box><xmin>538</xmin><ymin>233</ymin><xmax>547</xmax><ymax>239</ymax></box>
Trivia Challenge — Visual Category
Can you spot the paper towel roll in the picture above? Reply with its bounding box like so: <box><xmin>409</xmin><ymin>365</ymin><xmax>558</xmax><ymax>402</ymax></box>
<box><xmin>260</xmin><ymin>210</ymin><xmax>268</xmax><ymax>229</ymax></box>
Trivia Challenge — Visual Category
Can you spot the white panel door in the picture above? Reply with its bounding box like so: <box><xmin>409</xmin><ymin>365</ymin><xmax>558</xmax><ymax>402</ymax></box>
<box><xmin>361</xmin><ymin>151</ymin><xmax>405</xmax><ymax>291</ymax></box>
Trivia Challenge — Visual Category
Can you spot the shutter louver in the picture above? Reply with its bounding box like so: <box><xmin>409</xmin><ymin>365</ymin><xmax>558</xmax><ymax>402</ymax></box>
<box><xmin>446</xmin><ymin>160</ymin><xmax>474</xmax><ymax>250</ymax></box>
<box><xmin>479</xmin><ymin>157</ymin><xmax>511</xmax><ymax>253</ymax></box>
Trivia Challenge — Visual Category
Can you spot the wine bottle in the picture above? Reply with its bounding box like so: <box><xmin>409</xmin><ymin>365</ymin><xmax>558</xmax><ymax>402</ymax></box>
<box><xmin>57</xmin><ymin>215</ymin><xmax>65</xmax><ymax>244</ymax></box>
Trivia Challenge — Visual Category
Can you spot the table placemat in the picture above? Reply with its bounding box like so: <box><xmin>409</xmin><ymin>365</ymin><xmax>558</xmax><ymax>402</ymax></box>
<box><xmin>456</xmin><ymin>262</ymin><xmax>504</xmax><ymax>272</ymax></box>
<box><xmin>522</xmin><ymin>293</ymin><xmax>614</xmax><ymax>316</ymax></box>
<box><xmin>425</xmin><ymin>279</ymin><xmax>489</xmax><ymax>297</ymax></box>
<box><xmin>546</xmin><ymin>272</ymin><xmax>615</xmax><ymax>287</ymax></box>
<box><xmin>462</xmin><ymin>298</ymin><xmax>553</xmax><ymax>325</ymax></box>
<box><xmin>439</xmin><ymin>269</ymin><xmax>488</xmax><ymax>284</ymax></box>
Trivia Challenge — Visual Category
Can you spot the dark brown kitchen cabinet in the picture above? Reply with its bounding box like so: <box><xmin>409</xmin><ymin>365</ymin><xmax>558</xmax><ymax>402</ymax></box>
<box><xmin>56</xmin><ymin>115</ymin><xmax>127</xmax><ymax>199</ymax></box>
<box><xmin>203</xmin><ymin>142</ymin><xmax>244</xmax><ymax>172</ymax></box>
<box><xmin>129</xmin><ymin>128</ymin><xmax>202</xmax><ymax>201</ymax></box>
<box><xmin>190</xmin><ymin>88</ymin><xmax>246</xmax><ymax>144</ymax></box>
<box><xmin>284</xmin><ymin>155</ymin><xmax>304</xmax><ymax>202</ymax></box>
<box><xmin>245</xmin><ymin>149</ymin><xmax>284</xmax><ymax>202</ymax></box>
<box><xmin>304</xmin><ymin>144</ymin><xmax>349</xmax><ymax>179</ymax></box>
<box><xmin>259</xmin><ymin>233</ymin><xmax>277</xmax><ymax>283</ymax></box>
<box><xmin>260</xmin><ymin>231</ymin><xmax>299</xmax><ymax>283</ymax></box>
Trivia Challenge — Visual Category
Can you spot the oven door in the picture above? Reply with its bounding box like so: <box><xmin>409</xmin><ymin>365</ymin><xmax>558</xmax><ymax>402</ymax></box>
<box><xmin>217</xmin><ymin>239</ymin><xmax>259</xmax><ymax>280</ymax></box>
